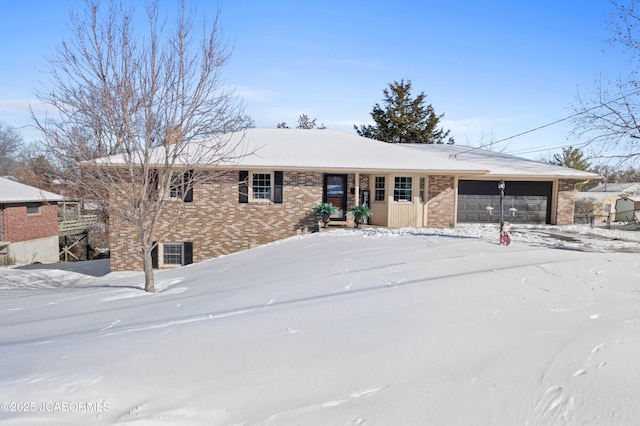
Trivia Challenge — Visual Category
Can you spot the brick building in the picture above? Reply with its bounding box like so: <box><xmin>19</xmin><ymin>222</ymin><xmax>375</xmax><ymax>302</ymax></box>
<box><xmin>103</xmin><ymin>129</ymin><xmax>600</xmax><ymax>271</ymax></box>
<box><xmin>0</xmin><ymin>177</ymin><xmax>64</xmax><ymax>264</ymax></box>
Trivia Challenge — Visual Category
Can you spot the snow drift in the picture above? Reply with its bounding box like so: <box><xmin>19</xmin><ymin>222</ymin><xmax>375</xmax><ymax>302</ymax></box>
<box><xmin>1</xmin><ymin>224</ymin><xmax>640</xmax><ymax>425</ymax></box>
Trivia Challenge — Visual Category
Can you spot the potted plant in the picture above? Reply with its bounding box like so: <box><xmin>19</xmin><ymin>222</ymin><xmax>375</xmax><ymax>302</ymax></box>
<box><xmin>313</xmin><ymin>202</ymin><xmax>338</xmax><ymax>228</ymax></box>
<box><xmin>348</xmin><ymin>204</ymin><xmax>372</xmax><ymax>228</ymax></box>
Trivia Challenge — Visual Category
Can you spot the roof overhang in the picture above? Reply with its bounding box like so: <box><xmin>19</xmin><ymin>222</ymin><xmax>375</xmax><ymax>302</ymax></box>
<box><xmin>87</xmin><ymin>128</ymin><xmax>603</xmax><ymax>181</ymax></box>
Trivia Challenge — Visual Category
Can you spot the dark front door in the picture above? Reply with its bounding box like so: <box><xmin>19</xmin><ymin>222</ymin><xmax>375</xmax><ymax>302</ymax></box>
<box><xmin>324</xmin><ymin>174</ymin><xmax>347</xmax><ymax>220</ymax></box>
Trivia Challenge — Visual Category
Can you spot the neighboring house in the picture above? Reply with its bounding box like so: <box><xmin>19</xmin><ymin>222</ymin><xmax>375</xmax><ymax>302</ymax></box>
<box><xmin>0</xmin><ymin>177</ymin><xmax>65</xmax><ymax>264</ymax></box>
<box><xmin>577</xmin><ymin>182</ymin><xmax>640</xmax><ymax>223</ymax></box>
<box><xmin>614</xmin><ymin>196</ymin><xmax>640</xmax><ymax>224</ymax></box>
<box><xmin>102</xmin><ymin>129</ymin><xmax>600</xmax><ymax>271</ymax></box>
<box><xmin>587</xmin><ymin>182</ymin><xmax>640</xmax><ymax>196</ymax></box>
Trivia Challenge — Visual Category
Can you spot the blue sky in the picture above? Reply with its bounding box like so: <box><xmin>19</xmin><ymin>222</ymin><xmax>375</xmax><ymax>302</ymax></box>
<box><xmin>0</xmin><ymin>0</ymin><xmax>627</xmax><ymax>160</ymax></box>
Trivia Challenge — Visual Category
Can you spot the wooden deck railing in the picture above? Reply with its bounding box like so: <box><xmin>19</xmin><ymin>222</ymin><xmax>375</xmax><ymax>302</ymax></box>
<box><xmin>58</xmin><ymin>215</ymin><xmax>98</xmax><ymax>236</ymax></box>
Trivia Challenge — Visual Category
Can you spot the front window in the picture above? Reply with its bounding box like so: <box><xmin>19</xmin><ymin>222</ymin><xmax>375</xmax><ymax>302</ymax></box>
<box><xmin>394</xmin><ymin>177</ymin><xmax>413</xmax><ymax>202</ymax></box>
<box><xmin>419</xmin><ymin>177</ymin><xmax>425</xmax><ymax>203</ymax></box>
<box><xmin>169</xmin><ymin>172</ymin><xmax>185</xmax><ymax>198</ymax></box>
<box><xmin>252</xmin><ymin>173</ymin><xmax>272</xmax><ymax>200</ymax></box>
<box><xmin>163</xmin><ymin>243</ymin><xmax>183</xmax><ymax>265</ymax></box>
<box><xmin>374</xmin><ymin>176</ymin><xmax>385</xmax><ymax>201</ymax></box>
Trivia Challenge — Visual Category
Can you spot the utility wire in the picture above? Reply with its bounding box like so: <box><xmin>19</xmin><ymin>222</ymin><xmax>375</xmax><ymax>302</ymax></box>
<box><xmin>456</xmin><ymin>88</ymin><xmax>640</xmax><ymax>157</ymax></box>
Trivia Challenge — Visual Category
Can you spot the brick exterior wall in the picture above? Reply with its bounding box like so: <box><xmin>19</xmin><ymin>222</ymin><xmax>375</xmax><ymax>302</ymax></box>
<box><xmin>556</xmin><ymin>179</ymin><xmax>578</xmax><ymax>226</ymax></box>
<box><xmin>110</xmin><ymin>171</ymin><xmax>365</xmax><ymax>271</ymax></box>
<box><xmin>2</xmin><ymin>203</ymin><xmax>59</xmax><ymax>243</ymax></box>
<box><xmin>0</xmin><ymin>206</ymin><xmax>4</xmax><ymax>241</ymax></box>
<box><xmin>345</xmin><ymin>174</ymin><xmax>370</xmax><ymax>226</ymax></box>
<box><xmin>108</xmin><ymin>172</ymin><xmax>583</xmax><ymax>270</ymax></box>
<box><xmin>426</xmin><ymin>176</ymin><xmax>455</xmax><ymax>227</ymax></box>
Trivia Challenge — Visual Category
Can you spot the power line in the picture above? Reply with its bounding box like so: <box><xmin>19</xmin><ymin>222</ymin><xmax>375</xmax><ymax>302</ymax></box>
<box><xmin>506</xmin><ymin>141</ymin><xmax>591</xmax><ymax>156</ymax></box>
<box><xmin>493</xmin><ymin>115</ymin><xmax>578</xmax><ymax>146</ymax></box>
<box><xmin>492</xmin><ymin>88</ymin><xmax>640</xmax><ymax>151</ymax></box>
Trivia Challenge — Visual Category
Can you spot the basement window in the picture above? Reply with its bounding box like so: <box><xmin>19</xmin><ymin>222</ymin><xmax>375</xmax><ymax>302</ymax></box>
<box><xmin>151</xmin><ymin>242</ymin><xmax>193</xmax><ymax>268</ymax></box>
<box><xmin>162</xmin><ymin>243</ymin><xmax>183</xmax><ymax>266</ymax></box>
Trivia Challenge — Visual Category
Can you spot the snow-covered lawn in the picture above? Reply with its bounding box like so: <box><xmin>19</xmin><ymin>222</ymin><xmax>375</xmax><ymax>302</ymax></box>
<box><xmin>1</xmin><ymin>224</ymin><xmax>640</xmax><ymax>425</ymax></box>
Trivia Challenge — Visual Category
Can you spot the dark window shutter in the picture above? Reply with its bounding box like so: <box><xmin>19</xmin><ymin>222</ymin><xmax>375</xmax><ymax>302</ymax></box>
<box><xmin>184</xmin><ymin>170</ymin><xmax>194</xmax><ymax>202</ymax></box>
<box><xmin>239</xmin><ymin>170</ymin><xmax>248</xmax><ymax>203</ymax></box>
<box><xmin>151</xmin><ymin>242</ymin><xmax>158</xmax><ymax>269</ymax></box>
<box><xmin>183</xmin><ymin>242</ymin><xmax>193</xmax><ymax>265</ymax></box>
<box><xmin>274</xmin><ymin>171</ymin><xmax>283</xmax><ymax>204</ymax></box>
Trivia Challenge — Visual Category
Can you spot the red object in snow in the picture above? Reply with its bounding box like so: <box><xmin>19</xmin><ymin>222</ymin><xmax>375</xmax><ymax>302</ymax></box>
<box><xmin>500</xmin><ymin>221</ymin><xmax>511</xmax><ymax>246</ymax></box>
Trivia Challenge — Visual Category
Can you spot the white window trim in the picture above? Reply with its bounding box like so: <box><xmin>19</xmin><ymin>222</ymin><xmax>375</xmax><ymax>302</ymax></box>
<box><xmin>249</xmin><ymin>171</ymin><xmax>274</xmax><ymax>203</ymax></box>
<box><xmin>159</xmin><ymin>243</ymin><xmax>183</xmax><ymax>268</ymax></box>
<box><xmin>26</xmin><ymin>204</ymin><xmax>42</xmax><ymax>216</ymax></box>
<box><xmin>393</xmin><ymin>176</ymin><xmax>413</xmax><ymax>203</ymax></box>
<box><xmin>373</xmin><ymin>176</ymin><xmax>386</xmax><ymax>203</ymax></box>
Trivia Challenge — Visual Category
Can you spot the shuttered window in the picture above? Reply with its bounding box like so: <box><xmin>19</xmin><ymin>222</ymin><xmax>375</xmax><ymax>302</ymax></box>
<box><xmin>163</xmin><ymin>243</ymin><xmax>182</xmax><ymax>265</ymax></box>
<box><xmin>169</xmin><ymin>170</ymin><xmax>194</xmax><ymax>202</ymax></box>
<box><xmin>252</xmin><ymin>173</ymin><xmax>272</xmax><ymax>199</ymax></box>
<box><xmin>240</xmin><ymin>170</ymin><xmax>284</xmax><ymax>203</ymax></box>
<box><xmin>152</xmin><ymin>242</ymin><xmax>194</xmax><ymax>268</ymax></box>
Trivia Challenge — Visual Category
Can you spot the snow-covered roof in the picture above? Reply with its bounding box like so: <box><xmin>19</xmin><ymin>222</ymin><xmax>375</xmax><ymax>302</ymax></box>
<box><xmin>96</xmin><ymin>128</ymin><xmax>602</xmax><ymax>179</ymax></box>
<box><xmin>0</xmin><ymin>177</ymin><xmax>65</xmax><ymax>203</ymax></box>
<box><xmin>230</xmin><ymin>129</ymin><xmax>490</xmax><ymax>173</ymax></box>
<box><xmin>399</xmin><ymin>144</ymin><xmax>601</xmax><ymax>179</ymax></box>
<box><xmin>587</xmin><ymin>182</ymin><xmax>640</xmax><ymax>193</ymax></box>
<box><xmin>576</xmin><ymin>192</ymin><xmax>623</xmax><ymax>202</ymax></box>
<box><xmin>620</xmin><ymin>195</ymin><xmax>640</xmax><ymax>202</ymax></box>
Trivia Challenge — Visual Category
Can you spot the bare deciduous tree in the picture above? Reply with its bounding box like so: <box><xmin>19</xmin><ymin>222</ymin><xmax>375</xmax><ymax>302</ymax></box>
<box><xmin>572</xmin><ymin>1</ymin><xmax>640</xmax><ymax>163</ymax></box>
<box><xmin>33</xmin><ymin>0</ymin><xmax>248</xmax><ymax>292</ymax></box>
<box><xmin>14</xmin><ymin>146</ymin><xmax>58</xmax><ymax>192</ymax></box>
<box><xmin>0</xmin><ymin>121</ymin><xmax>23</xmax><ymax>176</ymax></box>
<box><xmin>572</xmin><ymin>75</ymin><xmax>640</xmax><ymax>162</ymax></box>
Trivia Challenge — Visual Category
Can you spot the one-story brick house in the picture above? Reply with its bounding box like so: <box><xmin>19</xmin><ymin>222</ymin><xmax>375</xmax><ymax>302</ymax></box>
<box><xmin>0</xmin><ymin>177</ymin><xmax>65</xmax><ymax>264</ymax></box>
<box><xmin>105</xmin><ymin>128</ymin><xmax>600</xmax><ymax>271</ymax></box>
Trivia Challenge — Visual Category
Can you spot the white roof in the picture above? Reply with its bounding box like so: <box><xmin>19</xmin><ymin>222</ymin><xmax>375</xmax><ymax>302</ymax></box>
<box><xmin>587</xmin><ymin>182</ymin><xmax>640</xmax><ymax>193</ymax></box>
<box><xmin>576</xmin><ymin>192</ymin><xmax>623</xmax><ymax>202</ymax></box>
<box><xmin>0</xmin><ymin>177</ymin><xmax>65</xmax><ymax>203</ymax></box>
<box><xmin>399</xmin><ymin>144</ymin><xmax>601</xmax><ymax>179</ymax></box>
<box><xmin>97</xmin><ymin>128</ymin><xmax>602</xmax><ymax>179</ymax></box>
<box><xmin>231</xmin><ymin>129</ymin><xmax>487</xmax><ymax>173</ymax></box>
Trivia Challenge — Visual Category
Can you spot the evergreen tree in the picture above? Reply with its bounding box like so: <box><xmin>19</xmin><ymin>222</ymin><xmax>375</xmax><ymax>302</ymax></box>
<box><xmin>551</xmin><ymin>146</ymin><xmax>591</xmax><ymax>171</ymax></box>
<box><xmin>355</xmin><ymin>79</ymin><xmax>454</xmax><ymax>144</ymax></box>
<box><xmin>297</xmin><ymin>114</ymin><xmax>317</xmax><ymax>129</ymax></box>
<box><xmin>276</xmin><ymin>114</ymin><xmax>326</xmax><ymax>130</ymax></box>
